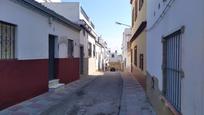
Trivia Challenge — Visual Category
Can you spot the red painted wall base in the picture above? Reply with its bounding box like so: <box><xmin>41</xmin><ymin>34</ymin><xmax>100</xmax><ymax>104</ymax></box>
<box><xmin>0</xmin><ymin>59</ymin><xmax>48</xmax><ymax>110</ymax></box>
<box><xmin>56</xmin><ymin>58</ymin><xmax>80</xmax><ymax>84</ymax></box>
<box><xmin>0</xmin><ymin>58</ymin><xmax>80</xmax><ymax>110</ymax></box>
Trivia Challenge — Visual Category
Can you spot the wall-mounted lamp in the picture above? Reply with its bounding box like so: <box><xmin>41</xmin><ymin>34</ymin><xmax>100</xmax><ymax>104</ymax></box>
<box><xmin>115</xmin><ymin>21</ymin><xmax>131</xmax><ymax>27</ymax></box>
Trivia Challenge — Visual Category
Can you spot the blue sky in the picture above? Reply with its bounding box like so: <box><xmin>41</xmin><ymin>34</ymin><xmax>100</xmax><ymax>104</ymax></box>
<box><xmin>63</xmin><ymin>0</ymin><xmax>131</xmax><ymax>53</ymax></box>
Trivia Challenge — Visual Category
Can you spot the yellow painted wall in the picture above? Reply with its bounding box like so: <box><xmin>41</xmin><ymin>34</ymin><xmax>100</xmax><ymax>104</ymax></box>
<box><xmin>131</xmin><ymin>31</ymin><xmax>146</xmax><ymax>74</ymax></box>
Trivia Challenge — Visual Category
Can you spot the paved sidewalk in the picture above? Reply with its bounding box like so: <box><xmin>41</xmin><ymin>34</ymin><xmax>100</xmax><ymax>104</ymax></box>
<box><xmin>119</xmin><ymin>72</ymin><xmax>156</xmax><ymax>115</ymax></box>
<box><xmin>1</xmin><ymin>72</ymin><xmax>156</xmax><ymax>115</ymax></box>
<box><xmin>0</xmin><ymin>77</ymin><xmax>97</xmax><ymax>115</ymax></box>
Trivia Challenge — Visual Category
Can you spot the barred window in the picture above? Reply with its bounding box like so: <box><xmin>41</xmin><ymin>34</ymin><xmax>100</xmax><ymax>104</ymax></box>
<box><xmin>134</xmin><ymin>46</ymin><xmax>137</xmax><ymax>66</ymax></box>
<box><xmin>68</xmin><ymin>39</ymin><xmax>74</xmax><ymax>57</ymax></box>
<box><xmin>83</xmin><ymin>29</ymin><xmax>86</xmax><ymax>36</ymax></box>
<box><xmin>132</xmin><ymin>9</ymin><xmax>135</xmax><ymax>26</ymax></box>
<box><xmin>88</xmin><ymin>42</ymin><xmax>92</xmax><ymax>57</ymax></box>
<box><xmin>0</xmin><ymin>21</ymin><xmax>15</xmax><ymax>59</ymax></box>
<box><xmin>93</xmin><ymin>45</ymin><xmax>96</xmax><ymax>57</ymax></box>
<box><xmin>139</xmin><ymin>53</ymin><xmax>144</xmax><ymax>70</ymax></box>
<box><xmin>135</xmin><ymin>0</ymin><xmax>138</xmax><ymax>21</ymax></box>
<box><xmin>162</xmin><ymin>28</ymin><xmax>183</xmax><ymax>112</ymax></box>
<box><xmin>139</xmin><ymin>0</ymin><xmax>144</xmax><ymax>11</ymax></box>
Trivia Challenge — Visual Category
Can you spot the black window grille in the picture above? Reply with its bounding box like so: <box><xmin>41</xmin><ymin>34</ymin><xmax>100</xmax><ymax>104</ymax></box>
<box><xmin>139</xmin><ymin>0</ymin><xmax>144</xmax><ymax>11</ymax></box>
<box><xmin>68</xmin><ymin>39</ymin><xmax>74</xmax><ymax>57</ymax></box>
<box><xmin>139</xmin><ymin>53</ymin><xmax>144</xmax><ymax>70</ymax></box>
<box><xmin>93</xmin><ymin>45</ymin><xmax>96</xmax><ymax>57</ymax></box>
<box><xmin>0</xmin><ymin>21</ymin><xmax>15</xmax><ymax>59</ymax></box>
<box><xmin>135</xmin><ymin>0</ymin><xmax>137</xmax><ymax>21</ymax></box>
<box><xmin>134</xmin><ymin>46</ymin><xmax>137</xmax><ymax>66</ymax></box>
<box><xmin>88</xmin><ymin>42</ymin><xmax>92</xmax><ymax>57</ymax></box>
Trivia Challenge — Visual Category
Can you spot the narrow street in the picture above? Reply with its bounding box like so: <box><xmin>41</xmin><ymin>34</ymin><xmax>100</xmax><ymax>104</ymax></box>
<box><xmin>0</xmin><ymin>72</ymin><xmax>156</xmax><ymax>115</ymax></box>
<box><xmin>42</xmin><ymin>72</ymin><xmax>123</xmax><ymax>115</ymax></box>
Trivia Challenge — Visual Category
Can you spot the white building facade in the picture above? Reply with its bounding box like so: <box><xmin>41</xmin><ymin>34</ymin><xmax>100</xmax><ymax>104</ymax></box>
<box><xmin>147</xmin><ymin>0</ymin><xmax>204</xmax><ymax>115</ymax></box>
<box><xmin>107</xmin><ymin>50</ymin><xmax>122</xmax><ymax>71</ymax></box>
<box><xmin>43</xmin><ymin>2</ymin><xmax>100</xmax><ymax>75</ymax></box>
<box><xmin>0</xmin><ymin>0</ymin><xmax>80</xmax><ymax>60</ymax></box>
<box><xmin>95</xmin><ymin>37</ymin><xmax>108</xmax><ymax>72</ymax></box>
<box><xmin>0</xmin><ymin>0</ymin><xmax>81</xmax><ymax>109</ymax></box>
<box><xmin>121</xmin><ymin>28</ymin><xmax>131</xmax><ymax>72</ymax></box>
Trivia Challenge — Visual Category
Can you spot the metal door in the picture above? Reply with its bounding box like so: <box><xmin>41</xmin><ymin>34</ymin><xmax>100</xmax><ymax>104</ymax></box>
<box><xmin>162</xmin><ymin>29</ymin><xmax>184</xmax><ymax>112</ymax></box>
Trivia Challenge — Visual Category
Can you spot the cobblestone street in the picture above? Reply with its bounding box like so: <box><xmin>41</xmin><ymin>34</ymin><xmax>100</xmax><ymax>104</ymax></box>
<box><xmin>0</xmin><ymin>72</ymin><xmax>156</xmax><ymax>115</ymax></box>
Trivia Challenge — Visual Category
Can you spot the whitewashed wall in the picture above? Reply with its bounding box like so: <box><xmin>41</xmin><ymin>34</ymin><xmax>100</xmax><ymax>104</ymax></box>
<box><xmin>147</xmin><ymin>0</ymin><xmax>204</xmax><ymax>114</ymax></box>
<box><xmin>42</xmin><ymin>3</ymin><xmax>97</xmax><ymax>59</ymax></box>
<box><xmin>88</xmin><ymin>34</ymin><xmax>96</xmax><ymax>57</ymax></box>
<box><xmin>109</xmin><ymin>52</ymin><xmax>122</xmax><ymax>63</ymax></box>
<box><xmin>0</xmin><ymin>0</ymin><xmax>80</xmax><ymax>60</ymax></box>
<box><xmin>40</xmin><ymin>2</ymin><xmax>99</xmax><ymax>75</ymax></box>
<box><xmin>95</xmin><ymin>44</ymin><xmax>101</xmax><ymax>70</ymax></box>
<box><xmin>122</xmin><ymin>28</ymin><xmax>131</xmax><ymax>71</ymax></box>
<box><xmin>43</xmin><ymin>3</ymin><xmax>80</xmax><ymax>23</ymax></box>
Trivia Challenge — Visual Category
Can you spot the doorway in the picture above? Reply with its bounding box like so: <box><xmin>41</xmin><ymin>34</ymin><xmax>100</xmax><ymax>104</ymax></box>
<box><xmin>80</xmin><ymin>46</ymin><xmax>84</xmax><ymax>74</ymax></box>
<box><xmin>49</xmin><ymin>35</ymin><xmax>57</xmax><ymax>80</ymax></box>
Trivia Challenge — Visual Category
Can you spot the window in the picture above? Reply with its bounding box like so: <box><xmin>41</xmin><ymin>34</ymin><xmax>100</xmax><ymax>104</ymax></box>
<box><xmin>112</xmin><ymin>54</ymin><xmax>114</xmax><ymax>58</ymax></box>
<box><xmin>139</xmin><ymin>54</ymin><xmax>144</xmax><ymax>70</ymax></box>
<box><xmin>158</xmin><ymin>3</ymin><xmax>161</xmax><ymax>10</ymax></box>
<box><xmin>139</xmin><ymin>0</ymin><xmax>144</xmax><ymax>11</ymax></box>
<box><xmin>131</xmin><ymin>49</ymin><xmax>133</xmax><ymax>64</ymax></box>
<box><xmin>132</xmin><ymin>8</ymin><xmax>135</xmax><ymax>26</ymax></box>
<box><xmin>88</xmin><ymin>42</ymin><xmax>92</xmax><ymax>57</ymax></box>
<box><xmin>134</xmin><ymin>0</ymin><xmax>138</xmax><ymax>21</ymax></box>
<box><xmin>0</xmin><ymin>21</ymin><xmax>15</xmax><ymax>59</ymax></box>
<box><xmin>68</xmin><ymin>39</ymin><xmax>74</xmax><ymax>57</ymax></box>
<box><xmin>134</xmin><ymin>46</ymin><xmax>137</xmax><ymax>66</ymax></box>
<box><xmin>83</xmin><ymin>29</ymin><xmax>86</xmax><ymax>36</ymax></box>
<box><xmin>130</xmin><ymin>49</ymin><xmax>133</xmax><ymax>72</ymax></box>
<box><xmin>93</xmin><ymin>45</ymin><xmax>96</xmax><ymax>57</ymax></box>
<box><xmin>162</xmin><ymin>28</ymin><xmax>183</xmax><ymax>112</ymax></box>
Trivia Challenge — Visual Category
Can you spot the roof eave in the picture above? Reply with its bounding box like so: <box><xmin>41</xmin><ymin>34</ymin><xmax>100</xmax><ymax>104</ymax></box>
<box><xmin>16</xmin><ymin>0</ymin><xmax>81</xmax><ymax>31</ymax></box>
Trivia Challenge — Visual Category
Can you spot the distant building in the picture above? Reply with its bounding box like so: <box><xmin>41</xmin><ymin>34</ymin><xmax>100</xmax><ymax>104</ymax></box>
<box><xmin>95</xmin><ymin>37</ymin><xmax>108</xmax><ymax>72</ymax></box>
<box><xmin>108</xmin><ymin>50</ymin><xmax>122</xmax><ymax>71</ymax></box>
<box><xmin>147</xmin><ymin>0</ymin><xmax>204</xmax><ymax>115</ymax></box>
<box><xmin>121</xmin><ymin>28</ymin><xmax>131</xmax><ymax>72</ymax></box>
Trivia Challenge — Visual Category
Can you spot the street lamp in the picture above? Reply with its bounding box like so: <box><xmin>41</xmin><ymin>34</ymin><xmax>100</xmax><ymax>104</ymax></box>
<box><xmin>115</xmin><ymin>21</ymin><xmax>131</xmax><ymax>27</ymax></box>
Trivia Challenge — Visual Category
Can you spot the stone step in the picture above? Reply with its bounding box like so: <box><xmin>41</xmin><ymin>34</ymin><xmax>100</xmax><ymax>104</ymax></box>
<box><xmin>49</xmin><ymin>83</ymin><xmax>65</xmax><ymax>92</ymax></box>
<box><xmin>49</xmin><ymin>79</ymin><xmax>59</xmax><ymax>88</ymax></box>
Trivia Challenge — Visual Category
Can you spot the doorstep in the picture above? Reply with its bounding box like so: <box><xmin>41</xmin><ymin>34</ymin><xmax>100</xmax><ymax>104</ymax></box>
<box><xmin>48</xmin><ymin>79</ymin><xmax>65</xmax><ymax>92</ymax></box>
